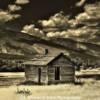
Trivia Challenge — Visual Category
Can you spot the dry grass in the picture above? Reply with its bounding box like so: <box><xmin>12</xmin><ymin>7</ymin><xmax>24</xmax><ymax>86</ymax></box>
<box><xmin>0</xmin><ymin>71</ymin><xmax>100</xmax><ymax>100</ymax></box>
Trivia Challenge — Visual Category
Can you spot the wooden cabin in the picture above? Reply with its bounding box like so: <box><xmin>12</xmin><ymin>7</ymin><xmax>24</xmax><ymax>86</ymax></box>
<box><xmin>23</xmin><ymin>53</ymin><xmax>75</xmax><ymax>84</ymax></box>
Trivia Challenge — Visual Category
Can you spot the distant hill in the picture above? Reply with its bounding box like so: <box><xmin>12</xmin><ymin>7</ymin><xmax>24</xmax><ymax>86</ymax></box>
<box><xmin>0</xmin><ymin>27</ymin><xmax>100</xmax><ymax>63</ymax></box>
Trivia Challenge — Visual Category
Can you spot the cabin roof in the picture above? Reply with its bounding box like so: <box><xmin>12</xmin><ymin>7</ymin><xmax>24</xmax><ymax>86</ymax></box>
<box><xmin>23</xmin><ymin>53</ymin><xmax>71</xmax><ymax>66</ymax></box>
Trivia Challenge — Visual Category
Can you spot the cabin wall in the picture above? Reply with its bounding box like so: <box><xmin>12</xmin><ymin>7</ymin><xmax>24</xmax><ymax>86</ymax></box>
<box><xmin>25</xmin><ymin>65</ymin><xmax>38</xmax><ymax>82</ymax></box>
<box><xmin>48</xmin><ymin>67</ymin><xmax>55</xmax><ymax>82</ymax></box>
<box><xmin>48</xmin><ymin>65</ymin><xmax>75</xmax><ymax>84</ymax></box>
<box><xmin>60</xmin><ymin>65</ymin><xmax>75</xmax><ymax>83</ymax></box>
<box><xmin>41</xmin><ymin>67</ymin><xmax>48</xmax><ymax>84</ymax></box>
<box><xmin>47</xmin><ymin>56</ymin><xmax>75</xmax><ymax>84</ymax></box>
<box><xmin>25</xmin><ymin>65</ymin><xmax>47</xmax><ymax>84</ymax></box>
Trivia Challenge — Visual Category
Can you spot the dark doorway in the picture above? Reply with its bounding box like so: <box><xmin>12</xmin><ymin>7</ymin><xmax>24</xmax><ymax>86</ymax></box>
<box><xmin>38</xmin><ymin>68</ymin><xmax>41</xmax><ymax>84</ymax></box>
<box><xmin>55</xmin><ymin>67</ymin><xmax>60</xmax><ymax>80</ymax></box>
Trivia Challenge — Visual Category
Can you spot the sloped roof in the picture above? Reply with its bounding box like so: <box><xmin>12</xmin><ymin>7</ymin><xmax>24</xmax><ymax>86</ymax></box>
<box><xmin>23</xmin><ymin>53</ymin><xmax>71</xmax><ymax>66</ymax></box>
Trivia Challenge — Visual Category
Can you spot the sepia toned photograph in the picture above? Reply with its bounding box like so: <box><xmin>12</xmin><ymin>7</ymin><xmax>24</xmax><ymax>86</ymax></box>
<box><xmin>0</xmin><ymin>0</ymin><xmax>100</xmax><ymax>100</ymax></box>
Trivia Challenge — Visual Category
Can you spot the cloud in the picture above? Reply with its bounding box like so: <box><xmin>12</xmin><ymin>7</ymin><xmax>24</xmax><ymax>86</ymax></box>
<box><xmin>0</xmin><ymin>11</ymin><xmax>12</xmax><ymax>22</ymax></box>
<box><xmin>76</xmin><ymin>2</ymin><xmax>100</xmax><ymax>22</ymax></box>
<box><xmin>75</xmin><ymin>12</ymin><xmax>91</xmax><ymax>22</ymax></box>
<box><xmin>21</xmin><ymin>24</ymin><xmax>44</xmax><ymax>37</ymax></box>
<box><xmin>15</xmin><ymin>0</ymin><xmax>30</xmax><ymax>5</ymax></box>
<box><xmin>8</xmin><ymin>4</ymin><xmax>22</xmax><ymax>12</ymax></box>
<box><xmin>46</xmin><ymin>27</ymin><xmax>95</xmax><ymax>38</ymax></box>
<box><xmin>47</xmin><ymin>31</ymin><xmax>67</xmax><ymax>38</ymax></box>
<box><xmin>84</xmin><ymin>3</ymin><xmax>100</xmax><ymax>19</ymax></box>
<box><xmin>0</xmin><ymin>11</ymin><xmax>20</xmax><ymax>23</ymax></box>
<box><xmin>39</xmin><ymin>12</ymin><xmax>69</xmax><ymax>28</ymax></box>
<box><xmin>76</xmin><ymin>0</ymin><xmax>86</xmax><ymax>7</ymax></box>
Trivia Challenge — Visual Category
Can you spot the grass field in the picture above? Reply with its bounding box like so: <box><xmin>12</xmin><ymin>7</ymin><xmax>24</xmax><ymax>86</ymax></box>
<box><xmin>0</xmin><ymin>70</ymin><xmax>100</xmax><ymax>100</ymax></box>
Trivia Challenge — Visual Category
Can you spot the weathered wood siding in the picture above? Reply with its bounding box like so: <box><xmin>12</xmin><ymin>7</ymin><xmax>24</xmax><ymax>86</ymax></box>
<box><xmin>48</xmin><ymin>67</ymin><xmax>55</xmax><ymax>82</ymax></box>
<box><xmin>48</xmin><ymin>56</ymin><xmax>75</xmax><ymax>83</ymax></box>
<box><xmin>41</xmin><ymin>67</ymin><xmax>48</xmax><ymax>84</ymax></box>
<box><xmin>25</xmin><ymin>65</ymin><xmax>38</xmax><ymax>82</ymax></box>
<box><xmin>25</xmin><ymin>65</ymin><xmax>47</xmax><ymax>84</ymax></box>
<box><xmin>60</xmin><ymin>65</ymin><xmax>75</xmax><ymax>82</ymax></box>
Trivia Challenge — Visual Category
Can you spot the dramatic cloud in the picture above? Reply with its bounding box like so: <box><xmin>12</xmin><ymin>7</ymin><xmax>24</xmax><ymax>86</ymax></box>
<box><xmin>39</xmin><ymin>2</ymin><xmax>100</xmax><ymax>41</ymax></box>
<box><xmin>39</xmin><ymin>12</ymin><xmax>70</xmax><ymax>29</ymax></box>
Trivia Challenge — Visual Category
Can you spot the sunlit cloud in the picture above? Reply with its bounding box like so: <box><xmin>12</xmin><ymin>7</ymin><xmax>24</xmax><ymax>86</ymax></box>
<box><xmin>76</xmin><ymin>0</ymin><xmax>86</xmax><ymax>7</ymax></box>
<box><xmin>39</xmin><ymin>12</ymin><xmax>69</xmax><ymax>28</ymax></box>
<box><xmin>15</xmin><ymin>0</ymin><xmax>30</xmax><ymax>5</ymax></box>
<box><xmin>8</xmin><ymin>4</ymin><xmax>22</xmax><ymax>12</ymax></box>
<box><xmin>0</xmin><ymin>11</ymin><xmax>20</xmax><ymax>23</ymax></box>
<box><xmin>21</xmin><ymin>24</ymin><xmax>44</xmax><ymax>37</ymax></box>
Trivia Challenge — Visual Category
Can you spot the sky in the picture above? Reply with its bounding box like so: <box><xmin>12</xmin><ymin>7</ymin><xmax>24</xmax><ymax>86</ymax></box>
<box><xmin>0</xmin><ymin>0</ymin><xmax>99</xmax><ymax>30</ymax></box>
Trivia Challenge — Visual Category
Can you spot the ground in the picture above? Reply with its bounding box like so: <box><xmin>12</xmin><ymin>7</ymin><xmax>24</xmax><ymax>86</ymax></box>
<box><xmin>0</xmin><ymin>69</ymin><xmax>100</xmax><ymax>100</ymax></box>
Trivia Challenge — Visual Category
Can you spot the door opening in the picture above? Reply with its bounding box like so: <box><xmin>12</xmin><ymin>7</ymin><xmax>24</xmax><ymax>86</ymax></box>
<box><xmin>55</xmin><ymin>67</ymin><xmax>60</xmax><ymax>80</ymax></box>
<box><xmin>38</xmin><ymin>68</ymin><xmax>41</xmax><ymax>84</ymax></box>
